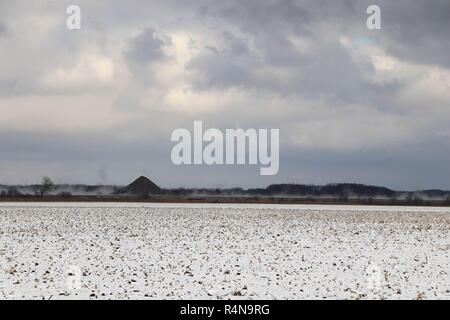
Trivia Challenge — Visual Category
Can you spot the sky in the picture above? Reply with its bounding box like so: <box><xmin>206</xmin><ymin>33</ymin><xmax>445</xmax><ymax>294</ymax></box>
<box><xmin>0</xmin><ymin>0</ymin><xmax>450</xmax><ymax>190</ymax></box>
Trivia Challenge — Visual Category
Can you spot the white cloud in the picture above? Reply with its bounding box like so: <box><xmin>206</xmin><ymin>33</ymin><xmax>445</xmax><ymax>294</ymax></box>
<box><xmin>41</xmin><ymin>55</ymin><xmax>116</xmax><ymax>89</ymax></box>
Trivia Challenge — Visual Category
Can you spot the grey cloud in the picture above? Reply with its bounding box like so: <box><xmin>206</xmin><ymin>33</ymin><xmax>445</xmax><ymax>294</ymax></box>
<box><xmin>188</xmin><ymin>29</ymin><xmax>399</xmax><ymax>108</ymax></box>
<box><xmin>202</xmin><ymin>0</ymin><xmax>450</xmax><ymax>68</ymax></box>
<box><xmin>124</xmin><ymin>26</ymin><xmax>172</xmax><ymax>84</ymax></box>
<box><xmin>186</xmin><ymin>0</ymin><xmax>440</xmax><ymax>110</ymax></box>
<box><xmin>0</xmin><ymin>21</ymin><xmax>7</xmax><ymax>36</ymax></box>
<box><xmin>216</xmin><ymin>0</ymin><xmax>311</xmax><ymax>35</ymax></box>
<box><xmin>377</xmin><ymin>0</ymin><xmax>450</xmax><ymax>67</ymax></box>
<box><xmin>125</xmin><ymin>27</ymin><xmax>169</xmax><ymax>63</ymax></box>
<box><xmin>0</xmin><ymin>8</ymin><xmax>100</xmax><ymax>96</ymax></box>
<box><xmin>187</xmin><ymin>32</ymin><xmax>256</xmax><ymax>90</ymax></box>
<box><xmin>293</xmin><ymin>40</ymin><xmax>402</xmax><ymax>106</ymax></box>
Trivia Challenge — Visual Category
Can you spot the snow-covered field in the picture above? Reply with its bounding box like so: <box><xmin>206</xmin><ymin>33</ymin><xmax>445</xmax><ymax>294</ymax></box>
<box><xmin>0</xmin><ymin>203</ymin><xmax>448</xmax><ymax>300</ymax></box>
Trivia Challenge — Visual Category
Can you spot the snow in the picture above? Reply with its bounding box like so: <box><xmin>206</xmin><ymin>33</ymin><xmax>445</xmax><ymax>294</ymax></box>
<box><xmin>0</xmin><ymin>203</ymin><xmax>449</xmax><ymax>299</ymax></box>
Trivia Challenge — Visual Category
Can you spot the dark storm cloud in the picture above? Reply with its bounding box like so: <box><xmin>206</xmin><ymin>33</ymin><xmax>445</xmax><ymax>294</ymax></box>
<box><xmin>190</xmin><ymin>0</ymin><xmax>450</xmax><ymax>74</ymax></box>
<box><xmin>189</xmin><ymin>36</ymin><xmax>401</xmax><ymax>107</ymax></box>
<box><xmin>0</xmin><ymin>21</ymin><xmax>7</xmax><ymax>36</ymax></box>
<box><xmin>123</xmin><ymin>26</ymin><xmax>172</xmax><ymax>84</ymax></box>
<box><xmin>187</xmin><ymin>31</ymin><xmax>256</xmax><ymax>90</ymax></box>
<box><xmin>378</xmin><ymin>0</ymin><xmax>450</xmax><ymax>67</ymax></box>
<box><xmin>215</xmin><ymin>0</ymin><xmax>312</xmax><ymax>35</ymax></box>
<box><xmin>125</xmin><ymin>27</ymin><xmax>170</xmax><ymax>63</ymax></box>
<box><xmin>187</xmin><ymin>17</ymin><xmax>400</xmax><ymax>108</ymax></box>
<box><xmin>292</xmin><ymin>40</ymin><xmax>401</xmax><ymax>106</ymax></box>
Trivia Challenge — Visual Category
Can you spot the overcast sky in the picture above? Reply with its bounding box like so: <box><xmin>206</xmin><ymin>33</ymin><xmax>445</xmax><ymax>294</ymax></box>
<box><xmin>0</xmin><ymin>0</ymin><xmax>449</xmax><ymax>190</ymax></box>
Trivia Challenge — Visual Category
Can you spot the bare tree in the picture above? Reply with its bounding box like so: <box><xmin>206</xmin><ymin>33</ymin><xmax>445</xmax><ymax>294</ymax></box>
<box><xmin>39</xmin><ymin>176</ymin><xmax>54</xmax><ymax>197</ymax></box>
